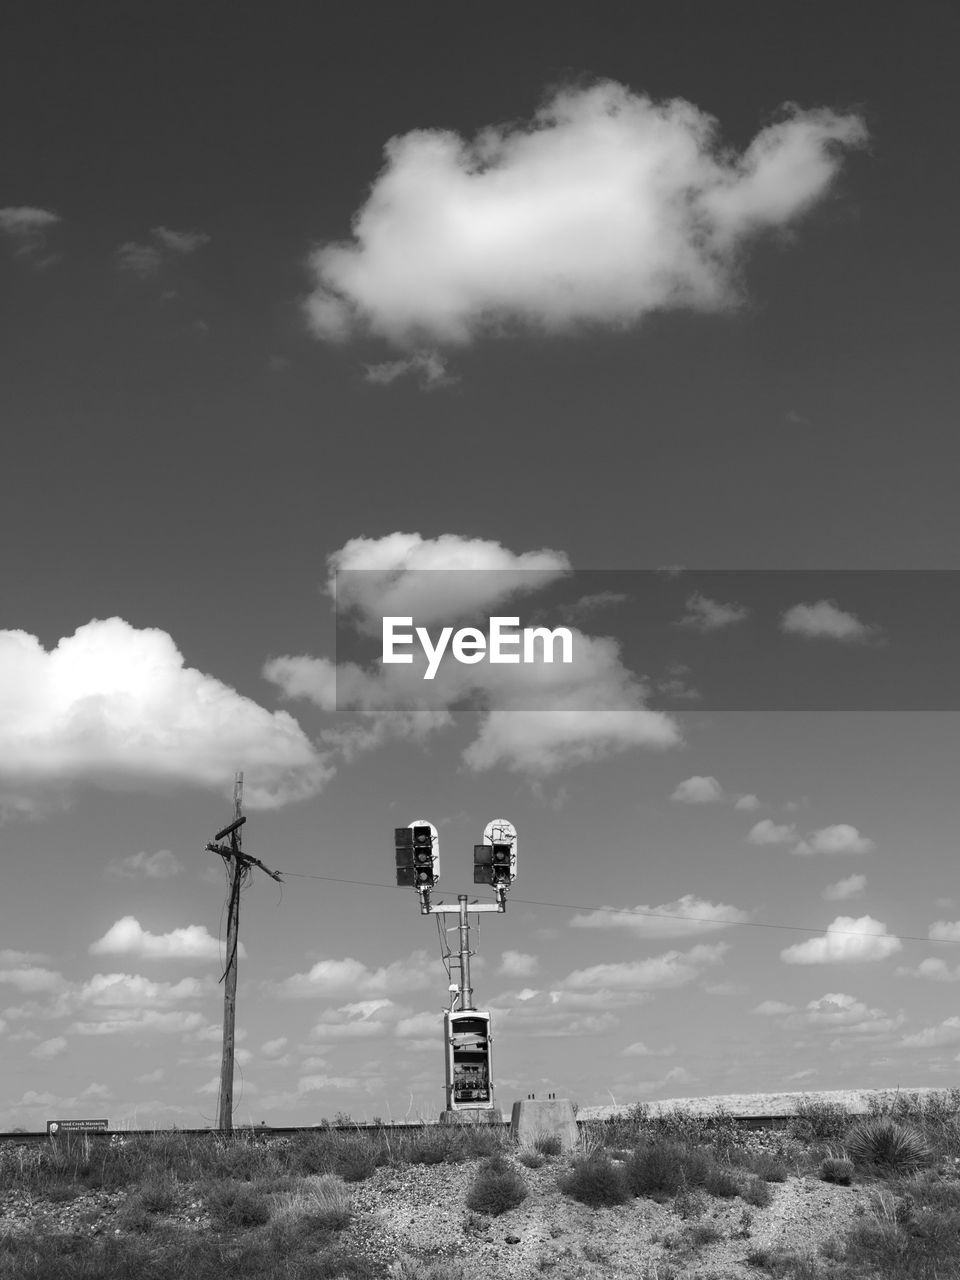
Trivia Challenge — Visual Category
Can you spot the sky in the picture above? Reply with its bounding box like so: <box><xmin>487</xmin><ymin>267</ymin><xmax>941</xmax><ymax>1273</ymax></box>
<box><xmin>3</xmin><ymin>0</ymin><xmax>960</xmax><ymax>1129</ymax></box>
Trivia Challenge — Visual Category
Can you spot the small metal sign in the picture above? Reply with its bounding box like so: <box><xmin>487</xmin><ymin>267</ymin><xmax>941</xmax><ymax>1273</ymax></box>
<box><xmin>46</xmin><ymin>1119</ymin><xmax>109</xmax><ymax>1135</ymax></box>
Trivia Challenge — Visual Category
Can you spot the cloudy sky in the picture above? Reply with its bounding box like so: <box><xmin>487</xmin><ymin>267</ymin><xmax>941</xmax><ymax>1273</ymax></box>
<box><xmin>3</xmin><ymin>1</ymin><xmax>960</xmax><ymax>1129</ymax></box>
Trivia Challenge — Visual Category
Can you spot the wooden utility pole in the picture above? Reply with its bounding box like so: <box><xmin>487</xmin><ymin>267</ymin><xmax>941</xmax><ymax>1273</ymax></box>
<box><xmin>205</xmin><ymin>771</ymin><xmax>282</xmax><ymax>1134</ymax></box>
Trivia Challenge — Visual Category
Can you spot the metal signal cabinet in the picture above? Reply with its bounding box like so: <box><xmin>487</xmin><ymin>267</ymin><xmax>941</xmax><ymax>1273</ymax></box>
<box><xmin>443</xmin><ymin>1010</ymin><xmax>494</xmax><ymax>1110</ymax></box>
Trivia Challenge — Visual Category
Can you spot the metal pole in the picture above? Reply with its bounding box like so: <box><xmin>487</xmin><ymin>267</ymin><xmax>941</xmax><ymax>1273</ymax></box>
<box><xmin>458</xmin><ymin>894</ymin><xmax>473</xmax><ymax>1011</ymax></box>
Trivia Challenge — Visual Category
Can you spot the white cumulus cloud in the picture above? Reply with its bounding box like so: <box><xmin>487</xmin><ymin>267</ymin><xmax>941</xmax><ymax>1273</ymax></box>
<box><xmin>325</xmin><ymin>531</ymin><xmax>570</xmax><ymax>633</ymax></box>
<box><xmin>560</xmin><ymin>942</ymin><xmax>727</xmax><ymax>991</ymax></box>
<box><xmin>896</xmin><ymin>957</ymin><xmax>960</xmax><ymax>982</ymax></box>
<box><xmin>753</xmin><ymin>1000</ymin><xmax>795</xmax><ymax>1015</ymax></box>
<box><xmin>748</xmin><ymin>820</ymin><xmax>798</xmax><ymax>846</ymax></box>
<box><xmin>793</xmin><ymin>824</ymin><xmax>875</xmax><ymax>855</ymax></box>
<box><xmin>898</xmin><ymin>1016</ymin><xmax>960</xmax><ymax>1049</ymax></box>
<box><xmin>671</xmin><ymin>775</ymin><xmax>724</xmax><ymax>804</ymax></box>
<box><xmin>781</xmin><ymin>916</ymin><xmax>902</xmax><ymax>964</ymax></box>
<box><xmin>823</xmin><ymin>874</ymin><xmax>867</xmax><ymax>901</ymax></box>
<box><xmin>305</xmin><ymin>82</ymin><xmax>866</xmax><ymax>347</ymax></box>
<box><xmin>30</xmin><ymin>1036</ymin><xmax>68</xmax><ymax>1060</ymax></box>
<box><xmin>676</xmin><ymin>594</ymin><xmax>749</xmax><ymax>632</ymax></box>
<box><xmin>929</xmin><ymin>921</ymin><xmax>960</xmax><ymax>942</ymax></box>
<box><xmin>570</xmin><ymin>894</ymin><xmax>748</xmax><ymax>938</ymax></box>
<box><xmin>272</xmin><ymin>952</ymin><xmax>432</xmax><ymax>999</ymax></box>
<box><xmin>0</xmin><ymin>206</ymin><xmax>60</xmax><ymax>261</ymax></box>
<box><xmin>780</xmin><ymin>600</ymin><xmax>879</xmax><ymax>643</ymax></box>
<box><xmin>105</xmin><ymin>850</ymin><xmax>182</xmax><ymax>879</ymax></box>
<box><xmin>0</xmin><ymin>618</ymin><xmax>330</xmax><ymax>809</ymax></box>
<box><xmin>89</xmin><ymin>916</ymin><xmax>240</xmax><ymax>962</ymax></box>
<box><xmin>267</xmin><ymin>532</ymin><xmax>679</xmax><ymax>777</ymax></box>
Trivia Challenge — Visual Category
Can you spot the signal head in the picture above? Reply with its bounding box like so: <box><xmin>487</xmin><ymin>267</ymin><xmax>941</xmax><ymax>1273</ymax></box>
<box><xmin>396</xmin><ymin>819</ymin><xmax>439</xmax><ymax>889</ymax></box>
<box><xmin>475</xmin><ymin>819</ymin><xmax>517</xmax><ymax>887</ymax></box>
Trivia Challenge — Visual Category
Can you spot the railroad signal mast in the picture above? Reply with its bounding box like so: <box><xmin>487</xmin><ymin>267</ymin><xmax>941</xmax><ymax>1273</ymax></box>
<box><xmin>394</xmin><ymin>818</ymin><xmax>518</xmax><ymax>1118</ymax></box>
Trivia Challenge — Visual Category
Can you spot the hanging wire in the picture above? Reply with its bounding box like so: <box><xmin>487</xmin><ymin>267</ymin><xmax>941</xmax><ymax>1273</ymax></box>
<box><xmin>277</xmin><ymin>868</ymin><xmax>960</xmax><ymax>947</ymax></box>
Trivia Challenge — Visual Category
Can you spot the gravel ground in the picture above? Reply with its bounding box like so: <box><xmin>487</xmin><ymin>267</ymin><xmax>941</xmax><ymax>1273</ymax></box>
<box><xmin>0</xmin><ymin>1143</ymin><xmax>881</xmax><ymax>1279</ymax></box>
<box><xmin>345</xmin><ymin>1155</ymin><xmax>876</xmax><ymax>1279</ymax></box>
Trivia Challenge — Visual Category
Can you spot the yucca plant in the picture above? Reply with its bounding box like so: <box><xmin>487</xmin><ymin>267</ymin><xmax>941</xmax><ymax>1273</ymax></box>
<box><xmin>845</xmin><ymin>1116</ymin><xmax>933</xmax><ymax>1173</ymax></box>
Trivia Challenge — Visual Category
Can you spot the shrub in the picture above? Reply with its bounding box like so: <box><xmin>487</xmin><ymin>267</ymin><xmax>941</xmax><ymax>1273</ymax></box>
<box><xmin>560</xmin><ymin>1151</ymin><xmax>630</xmax><ymax>1208</ymax></box>
<box><xmin>686</xmin><ymin>1220</ymin><xmax>723</xmax><ymax>1248</ymax></box>
<box><xmin>270</xmin><ymin>1174</ymin><xmax>353</xmax><ymax>1236</ymax></box>
<box><xmin>517</xmin><ymin>1147</ymin><xmax>545</xmax><ymax>1168</ymax></box>
<box><xmin>789</xmin><ymin>1097</ymin><xmax>854</xmax><ymax>1143</ymax></box>
<box><xmin>673</xmin><ymin>1187</ymin><xmax>709</xmax><ymax>1219</ymax></box>
<box><xmin>625</xmin><ymin>1143</ymin><xmax>684</xmax><ymax>1199</ymax></box>
<box><xmin>459</xmin><ymin>1126</ymin><xmax>506</xmax><ymax>1159</ymax></box>
<box><xmin>333</xmin><ymin>1135</ymin><xmax>380</xmax><ymax>1182</ymax></box>
<box><xmin>465</xmin><ymin>1154</ymin><xmax>528</xmax><ymax>1216</ymax></box>
<box><xmin>624</xmin><ymin>1141</ymin><xmax>712</xmax><ymax>1199</ymax></box>
<box><xmin>534</xmin><ymin>1132</ymin><xmax>563</xmax><ymax>1156</ymax></box>
<box><xmin>704</xmin><ymin>1164</ymin><xmax>741</xmax><ymax>1199</ymax></box>
<box><xmin>738</xmin><ymin>1150</ymin><xmax>790</xmax><ymax>1182</ymax></box>
<box><xmin>845</xmin><ymin>1116</ymin><xmax>933</xmax><ymax>1174</ymax></box>
<box><xmin>137</xmin><ymin>1173</ymin><xmax>179</xmax><ymax>1214</ymax></box>
<box><xmin>820</xmin><ymin>1156</ymin><xmax>854</xmax><ymax>1185</ymax></box>
<box><xmin>402</xmin><ymin>1130</ymin><xmax>456</xmax><ymax>1165</ymax></box>
<box><xmin>203</xmin><ymin>1178</ymin><xmax>271</xmax><ymax>1228</ymax></box>
<box><xmin>289</xmin><ymin>1132</ymin><xmax>339</xmax><ymax>1176</ymax></box>
<box><xmin>742</xmin><ymin>1175</ymin><xmax>773</xmax><ymax>1207</ymax></box>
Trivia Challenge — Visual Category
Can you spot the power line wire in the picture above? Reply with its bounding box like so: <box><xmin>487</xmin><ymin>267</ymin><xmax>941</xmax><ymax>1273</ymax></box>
<box><xmin>278</xmin><ymin>869</ymin><xmax>960</xmax><ymax>947</ymax></box>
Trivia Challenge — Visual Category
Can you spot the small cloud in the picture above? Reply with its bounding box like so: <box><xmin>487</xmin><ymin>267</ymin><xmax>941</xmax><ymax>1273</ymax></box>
<box><xmin>297</xmin><ymin>1074</ymin><xmax>357</xmax><ymax>1094</ymax></box>
<box><xmin>363</xmin><ymin>350</ymin><xmax>454</xmax><ymax>391</ymax></box>
<box><xmin>571</xmin><ymin>895</ymin><xmax>748</xmax><ymax>938</ymax></box>
<box><xmin>748</xmin><ymin>820</ymin><xmax>798</xmax><ymax>846</ymax></box>
<box><xmin>116</xmin><ymin>242</ymin><xmax>163</xmax><ymax>276</ymax></box>
<box><xmin>899</xmin><ymin>1016</ymin><xmax>960</xmax><ymax>1050</ymax></box>
<box><xmin>621</xmin><ymin>1041</ymin><xmax>674</xmax><ymax>1057</ymax></box>
<box><xmin>117</xmin><ymin>225</ymin><xmax>210</xmax><ymax>276</ymax></box>
<box><xmin>262</xmin><ymin>1037</ymin><xmax>289</xmax><ymax>1058</ymax></box>
<box><xmin>272</xmin><ymin>952</ymin><xmax>431</xmax><ymax>999</ymax></box>
<box><xmin>671</xmin><ymin>775</ymin><xmax>723</xmax><ymax>804</ymax></box>
<box><xmin>561</xmin><ymin>942</ymin><xmax>728</xmax><ymax>991</ymax></box>
<box><xmin>106</xmin><ymin>850</ymin><xmax>182</xmax><ymax>880</ymax></box>
<box><xmin>802</xmin><ymin>992</ymin><xmax>901</xmax><ymax>1035</ymax></box>
<box><xmin>0</xmin><ymin>206</ymin><xmax>60</xmax><ymax>262</ymax></box>
<box><xmin>734</xmin><ymin>794</ymin><xmax>761</xmax><ymax>811</ymax></box>
<box><xmin>568</xmin><ymin>591</ymin><xmax>628</xmax><ymax>614</ymax></box>
<box><xmin>794</xmin><ymin>825</ymin><xmax>874</xmax><ymax>856</ymax></box>
<box><xmin>929</xmin><ymin>921</ymin><xmax>960</xmax><ymax>942</ymax></box>
<box><xmin>781</xmin><ymin>916</ymin><xmax>902</xmax><ymax>965</ymax></box>
<box><xmin>498</xmin><ymin>950</ymin><xmax>539</xmax><ymax>978</ymax></box>
<box><xmin>753</xmin><ymin>1000</ymin><xmax>795</xmax><ymax>1015</ymax></box>
<box><xmin>137</xmin><ymin>1068</ymin><xmax>164</xmax><ymax>1084</ymax></box>
<box><xmin>896</xmin><ymin>957</ymin><xmax>960</xmax><ymax>982</ymax></box>
<box><xmin>823</xmin><ymin>874</ymin><xmax>867</xmax><ymax>901</ymax></box>
<box><xmin>780</xmin><ymin>600</ymin><xmax>880</xmax><ymax>643</ymax></box>
<box><xmin>30</xmin><ymin>1036</ymin><xmax>67</xmax><ymax>1060</ymax></box>
<box><xmin>676</xmin><ymin>593</ymin><xmax>748</xmax><ymax>632</ymax></box>
<box><xmin>151</xmin><ymin>226</ymin><xmax>210</xmax><ymax>255</ymax></box>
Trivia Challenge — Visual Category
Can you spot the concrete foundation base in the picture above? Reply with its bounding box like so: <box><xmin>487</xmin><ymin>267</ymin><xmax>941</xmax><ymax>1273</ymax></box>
<box><xmin>437</xmin><ymin>1108</ymin><xmax>503</xmax><ymax>1126</ymax></box>
<box><xmin>510</xmin><ymin>1098</ymin><xmax>579</xmax><ymax>1151</ymax></box>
